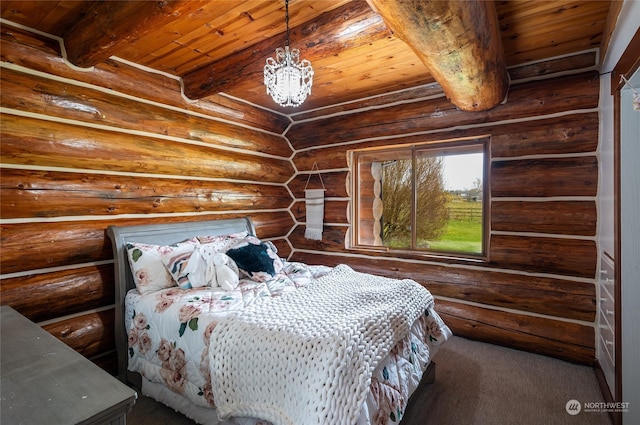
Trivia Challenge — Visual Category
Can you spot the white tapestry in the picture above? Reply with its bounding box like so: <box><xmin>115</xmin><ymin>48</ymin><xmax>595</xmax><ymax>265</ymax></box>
<box><xmin>304</xmin><ymin>188</ymin><xmax>325</xmax><ymax>240</ymax></box>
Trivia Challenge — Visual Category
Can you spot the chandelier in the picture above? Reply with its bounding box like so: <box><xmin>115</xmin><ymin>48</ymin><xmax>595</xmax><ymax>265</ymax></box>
<box><xmin>264</xmin><ymin>0</ymin><xmax>313</xmax><ymax>107</ymax></box>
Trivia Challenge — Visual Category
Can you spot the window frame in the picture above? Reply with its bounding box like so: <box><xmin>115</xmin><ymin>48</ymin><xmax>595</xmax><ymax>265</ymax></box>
<box><xmin>349</xmin><ymin>136</ymin><xmax>491</xmax><ymax>261</ymax></box>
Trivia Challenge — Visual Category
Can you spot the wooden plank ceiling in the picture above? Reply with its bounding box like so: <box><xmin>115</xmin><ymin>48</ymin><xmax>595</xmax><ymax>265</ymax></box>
<box><xmin>1</xmin><ymin>0</ymin><xmax>612</xmax><ymax>113</ymax></box>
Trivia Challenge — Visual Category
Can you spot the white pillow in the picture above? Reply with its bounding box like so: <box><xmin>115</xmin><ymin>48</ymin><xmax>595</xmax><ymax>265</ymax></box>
<box><xmin>181</xmin><ymin>243</ymin><xmax>218</xmax><ymax>288</ymax></box>
<box><xmin>211</xmin><ymin>252</ymin><xmax>240</xmax><ymax>290</ymax></box>
<box><xmin>181</xmin><ymin>246</ymin><xmax>240</xmax><ymax>289</ymax></box>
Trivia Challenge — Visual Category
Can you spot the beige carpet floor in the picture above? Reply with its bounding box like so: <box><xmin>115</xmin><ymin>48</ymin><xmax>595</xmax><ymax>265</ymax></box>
<box><xmin>127</xmin><ymin>336</ymin><xmax>612</xmax><ymax>425</ymax></box>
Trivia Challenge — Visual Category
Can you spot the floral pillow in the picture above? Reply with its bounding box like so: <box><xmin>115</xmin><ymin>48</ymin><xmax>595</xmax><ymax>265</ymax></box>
<box><xmin>196</xmin><ymin>231</ymin><xmax>248</xmax><ymax>252</ymax></box>
<box><xmin>225</xmin><ymin>236</ymin><xmax>283</xmax><ymax>282</ymax></box>
<box><xmin>127</xmin><ymin>241</ymin><xmax>185</xmax><ymax>295</ymax></box>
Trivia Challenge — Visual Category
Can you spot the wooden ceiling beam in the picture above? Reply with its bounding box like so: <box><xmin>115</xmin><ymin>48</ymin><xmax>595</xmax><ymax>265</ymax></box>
<box><xmin>366</xmin><ymin>0</ymin><xmax>509</xmax><ymax>111</ymax></box>
<box><xmin>181</xmin><ymin>0</ymin><xmax>391</xmax><ymax>100</ymax></box>
<box><xmin>63</xmin><ymin>0</ymin><xmax>205</xmax><ymax>68</ymax></box>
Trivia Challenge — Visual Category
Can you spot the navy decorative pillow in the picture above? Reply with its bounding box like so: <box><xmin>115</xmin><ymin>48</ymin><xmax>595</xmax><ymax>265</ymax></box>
<box><xmin>226</xmin><ymin>237</ymin><xmax>283</xmax><ymax>282</ymax></box>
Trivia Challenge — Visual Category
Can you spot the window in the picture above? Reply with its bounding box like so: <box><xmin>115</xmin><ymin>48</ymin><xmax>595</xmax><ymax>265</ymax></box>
<box><xmin>351</xmin><ymin>137</ymin><xmax>488</xmax><ymax>258</ymax></box>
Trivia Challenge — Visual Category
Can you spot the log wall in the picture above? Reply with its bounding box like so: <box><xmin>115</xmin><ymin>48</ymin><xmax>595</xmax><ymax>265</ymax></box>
<box><xmin>0</xmin><ymin>25</ymin><xmax>293</xmax><ymax>373</ymax></box>
<box><xmin>0</xmin><ymin>20</ymin><xmax>602</xmax><ymax>372</ymax></box>
<box><xmin>287</xmin><ymin>56</ymin><xmax>601</xmax><ymax>364</ymax></box>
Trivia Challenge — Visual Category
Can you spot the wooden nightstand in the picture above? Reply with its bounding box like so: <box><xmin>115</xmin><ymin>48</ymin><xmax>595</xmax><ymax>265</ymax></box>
<box><xmin>1</xmin><ymin>305</ymin><xmax>137</xmax><ymax>424</ymax></box>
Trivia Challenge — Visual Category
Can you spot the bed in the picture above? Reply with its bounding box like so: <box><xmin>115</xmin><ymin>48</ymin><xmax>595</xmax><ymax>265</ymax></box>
<box><xmin>107</xmin><ymin>217</ymin><xmax>451</xmax><ymax>425</ymax></box>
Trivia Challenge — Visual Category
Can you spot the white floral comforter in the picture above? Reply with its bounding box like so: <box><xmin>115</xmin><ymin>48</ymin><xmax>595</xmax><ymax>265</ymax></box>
<box><xmin>125</xmin><ymin>261</ymin><xmax>451</xmax><ymax>425</ymax></box>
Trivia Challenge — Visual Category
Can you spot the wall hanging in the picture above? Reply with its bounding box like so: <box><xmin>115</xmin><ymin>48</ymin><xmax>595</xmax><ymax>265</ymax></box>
<box><xmin>304</xmin><ymin>162</ymin><xmax>326</xmax><ymax>240</ymax></box>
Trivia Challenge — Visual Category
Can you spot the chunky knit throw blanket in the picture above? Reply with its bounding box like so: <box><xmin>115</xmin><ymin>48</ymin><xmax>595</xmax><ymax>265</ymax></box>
<box><xmin>209</xmin><ymin>264</ymin><xmax>434</xmax><ymax>425</ymax></box>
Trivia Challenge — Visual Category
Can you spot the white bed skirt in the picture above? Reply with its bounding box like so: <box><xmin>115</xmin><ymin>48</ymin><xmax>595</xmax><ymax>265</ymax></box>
<box><xmin>141</xmin><ymin>377</ymin><xmax>373</xmax><ymax>425</ymax></box>
<box><xmin>142</xmin><ymin>378</ymin><xmax>249</xmax><ymax>425</ymax></box>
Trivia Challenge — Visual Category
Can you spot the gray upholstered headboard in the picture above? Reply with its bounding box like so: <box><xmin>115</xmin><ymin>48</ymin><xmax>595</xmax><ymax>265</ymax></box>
<box><xmin>107</xmin><ymin>217</ymin><xmax>256</xmax><ymax>383</ymax></box>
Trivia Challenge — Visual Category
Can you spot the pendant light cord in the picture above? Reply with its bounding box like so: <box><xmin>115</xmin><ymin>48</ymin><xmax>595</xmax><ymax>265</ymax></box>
<box><xmin>285</xmin><ymin>0</ymin><xmax>290</xmax><ymax>47</ymax></box>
